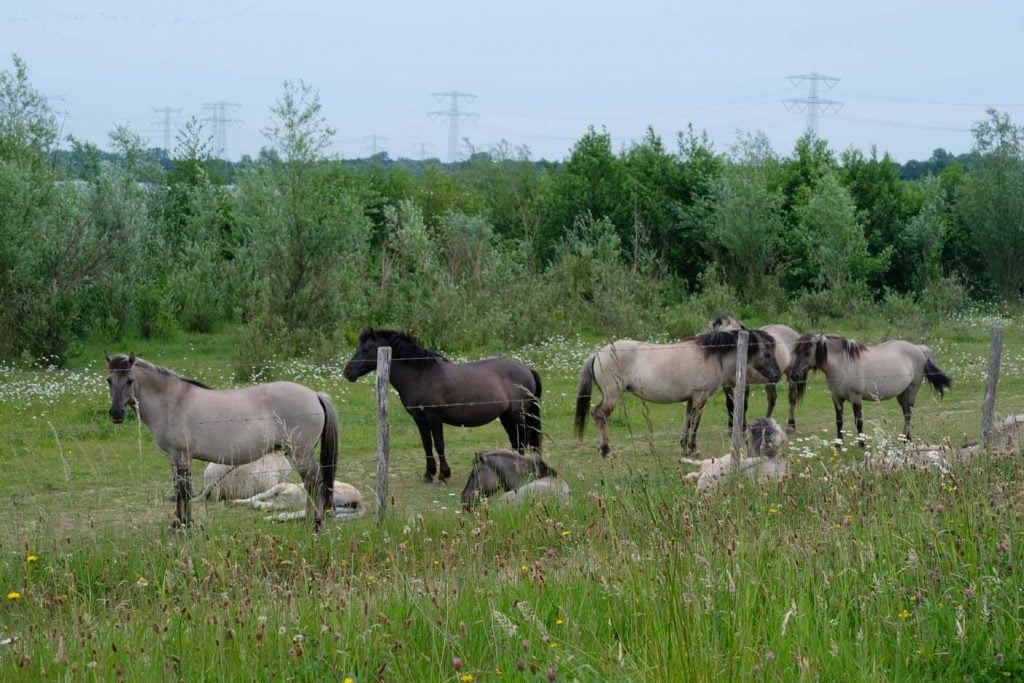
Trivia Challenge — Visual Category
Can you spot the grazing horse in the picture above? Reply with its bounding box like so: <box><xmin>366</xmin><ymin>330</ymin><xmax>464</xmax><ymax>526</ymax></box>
<box><xmin>460</xmin><ymin>449</ymin><xmax>565</xmax><ymax>510</ymax></box>
<box><xmin>343</xmin><ymin>329</ymin><xmax>542</xmax><ymax>483</ymax></box>
<box><xmin>574</xmin><ymin>329</ymin><xmax>781</xmax><ymax>458</ymax></box>
<box><xmin>105</xmin><ymin>353</ymin><xmax>338</xmax><ymax>530</ymax></box>
<box><xmin>789</xmin><ymin>334</ymin><xmax>952</xmax><ymax>446</ymax></box>
<box><xmin>708</xmin><ymin>316</ymin><xmax>803</xmax><ymax>432</ymax></box>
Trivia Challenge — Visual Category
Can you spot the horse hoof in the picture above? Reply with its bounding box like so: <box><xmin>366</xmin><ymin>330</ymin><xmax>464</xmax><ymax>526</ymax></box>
<box><xmin>421</xmin><ymin>475</ymin><xmax>434</xmax><ymax>484</ymax></box>
<box><xmin>786</xmin><ymin>424</ymin><xmax>797</xmax><ymax>434</ymax></box>
<box><xmin>433</xmin><ymin>479</ymin><xmax>448</xmax><ymax>488</ymax></box>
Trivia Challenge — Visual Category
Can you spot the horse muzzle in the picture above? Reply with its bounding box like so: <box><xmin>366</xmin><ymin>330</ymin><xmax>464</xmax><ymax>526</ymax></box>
<box><xmin>109</xmin><ymin>407</ymin><xmax>125</xmax><ymax>423</ymax></box>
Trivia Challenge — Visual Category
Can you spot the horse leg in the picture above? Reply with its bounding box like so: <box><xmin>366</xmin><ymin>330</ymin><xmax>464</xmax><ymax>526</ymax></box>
<box><xmin>832</xmin><ymin>396</ymin><xmax>845</xmax><ymax>444</ymax></box>
<box><xmin>432</xmin><ymin>422</ymin><xmax>451</xmax><ymax>483</ymax></box>
<box><xmin>742</xmin><ymin>385</ymin><xmax>751</xmax><ymax>432</ymax></box>
<box><xmin>785</xmin><ymin>378</ymin><xmax>798</xmax><ymax>433</ymax></box>
<box><xmin>765</xmin><ymin>383</ymin><xmax>777</xmax><ymax>419</ymax></box>
<box><xmin>681</xmin><ymin>399</ymin><xmax>705</xmax><ymax>458</ymax></box>
<box><xmin>724</xmin><ymin>387</ymin><xmax>736</xmax><ymax>435</ymax></box>
<box><xmin>853</xmin><ymin>401</ymin><xmax>865</xmax><ymax>447</ymax></box>
<box><xmin>499</xmin><ymin>413</ymin><xmax>524</xmax><ymax>453</ymax></box>
<box><xmin>897</xmin><ymin>391</ymin><xmax>914</xmax><ymax>443</ymax></box>
<box><xmin>169</xmin><ymin>452</ymin><xmax>192</xmax><ymax>529</ymax></box>
<box><xmin>593</xmin><ymin>400</ymin><xmax>614</xmax><ymax>458</ymax></box>
<box><xmin>415</xmin><ymin>419</ymin><xmax>436</xmax><ymax>483</ymax></box>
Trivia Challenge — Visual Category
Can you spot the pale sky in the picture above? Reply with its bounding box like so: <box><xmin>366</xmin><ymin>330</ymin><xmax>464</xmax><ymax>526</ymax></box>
<box><xmin>4</xmin><ymin>1</ymin><xmax>1024</xmax><ymax>163</ymax></box>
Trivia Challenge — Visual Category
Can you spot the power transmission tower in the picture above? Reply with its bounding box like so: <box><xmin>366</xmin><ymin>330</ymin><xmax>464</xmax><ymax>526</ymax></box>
<box><xmin>364</xmin><ymin>134</ymin><xmax>388</xmax><ymax>156</ymax></box>
<box><xmin>152</xmin><ymin>106</ymin><xmax>183</xmax><ymax>152</ymax></box>
<box><xmin>783</xmin><ymin>73</ymin><xmax>842</xmax><ymax>136</ymax></box>
<box><xmin>201</xmin><ymin>101</ymin><xmax>242</xmax><ymax>158</ymax></box>
<box><xmin>429</xmin><ymin>91</ymin><xmax>478</xmax><ymax>164</ymax></box>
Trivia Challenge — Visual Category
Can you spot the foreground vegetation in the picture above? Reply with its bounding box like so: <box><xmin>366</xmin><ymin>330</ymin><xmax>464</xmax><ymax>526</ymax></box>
<box><xmin>0</xmin><ymin>311</ymin><xmax>1021</xmax><ymax>680</ymax></box>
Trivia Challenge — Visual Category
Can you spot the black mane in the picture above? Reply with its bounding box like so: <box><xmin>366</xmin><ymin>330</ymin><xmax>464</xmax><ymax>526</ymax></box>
<box><xmin>695</xmin><ymin>328</ymin><xmax>772</xmax><ymax>358</ymax></box>
<box><xmin>359</xmin><ymin>329</ymin><xmax>446</xmax><ymax>363</ymax></box>
<box><xmin>108</xmin><ymin>353</ymin><xmax>213</xmax><ymax>389</ymax></box>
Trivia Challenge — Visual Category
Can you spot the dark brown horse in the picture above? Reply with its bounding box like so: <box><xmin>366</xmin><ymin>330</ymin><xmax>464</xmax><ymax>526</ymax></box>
<box><xmin>343</xmin><ymin>329</ymin><xmax>542</xmax><ymax>483</ymax></box>
<box><xmin>460</xmin><ymin>449</ymin><xmax>561</xmax><ymax>510</ymax></box>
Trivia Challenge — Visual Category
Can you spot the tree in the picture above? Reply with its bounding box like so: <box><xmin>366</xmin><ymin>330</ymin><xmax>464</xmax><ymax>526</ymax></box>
<box><xmin>956</xmin><ymin>109</ymin><xmax>1024</xmax><ymax>301</ymax></box>
<box><xmin>795</xmin><ymin>172</ymin><xmax>889</xmax><ymax>297</ymax></box>
<box><xmin>237</xmin><ymin>80</ymin><xmax>371</xmax><ymax>354</ymax></box>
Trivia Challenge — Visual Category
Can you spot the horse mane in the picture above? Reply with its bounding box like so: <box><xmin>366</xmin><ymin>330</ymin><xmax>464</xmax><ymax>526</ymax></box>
<box><xmin>108</xmin><ymin>353</ymin><xmax>213</xmax><ymax>389</ymax></box>
<box><xmin>695</xmin><ymin>328</ymin><xmax>771</xmax><ymax>358</ymax></box>
<box><xmin>359</xmin><ymin>328</ymin><xmax>446</xmax><ymax>363</ymax></box>
<box><xmin>794</xmin><ymin>334</ymin><xmax>864</xmax><ymax>370</ymax></box>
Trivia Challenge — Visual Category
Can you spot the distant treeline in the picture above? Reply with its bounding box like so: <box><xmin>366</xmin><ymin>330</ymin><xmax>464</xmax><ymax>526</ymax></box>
<box><xmin>3</xmin><ymin>56</ymin><xmax>1023</xmax><ymax>369</ymax></box>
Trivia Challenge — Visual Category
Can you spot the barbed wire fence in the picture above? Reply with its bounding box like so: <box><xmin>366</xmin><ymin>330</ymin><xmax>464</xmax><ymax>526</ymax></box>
<box><xmin>0</xmin><ymin>326</ymin><xmax>1018</xmax><ymax>528</ymax></box>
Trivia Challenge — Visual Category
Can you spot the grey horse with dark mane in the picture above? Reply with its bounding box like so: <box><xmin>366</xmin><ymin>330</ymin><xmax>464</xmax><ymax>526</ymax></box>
<box><xmin>575</xmin><ymin>329</ymin><xmax>781</xmax><ymax>458</ymax></box>
<box><xmin>460</xmin><ymin>449</ymin><xmax>562</xmax><ymax>510</ymax></box>
<box><xmin>105</xmin><ymin>353</ymin><xmax>338</xmax><ymax>531</ymax></box>
<box><xmin>343</xmin><ymin>329</ymin><xmax>542</xmax><ymax>483</ymax></box>
<box><xmin>708</xmin><ymin>316</ymin><xmax>803</xmax><ymax>433</ymax></box>
<box><xmin>789</xmin><ymin>334</ymin><xmax>952</xmax><ymax>446</ymax></box>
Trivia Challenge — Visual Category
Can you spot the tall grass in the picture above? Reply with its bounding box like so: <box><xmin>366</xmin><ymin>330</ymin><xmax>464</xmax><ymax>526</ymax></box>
<box><xmin>0</xmin><ymin>315</ymin><xmax>1021</xmax><ymax>680</ymax></box>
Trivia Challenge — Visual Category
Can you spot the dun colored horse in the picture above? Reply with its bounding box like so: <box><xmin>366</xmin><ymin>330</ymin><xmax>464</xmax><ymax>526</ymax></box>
<box><xmin>343</xmin><ymin>329</ymin><xmax>542</xmax><ymax>483</ymax></box>
<box><xmin>574</xmin><ymin>329</ymin><xmax>781</xmax><ymax>458</ymax></box>
<box><xmin>105</xmin><ymin>353</ymin><xmax>338</xmax><ymax>530</ymax></box>
<box><xmin>708</xmin><ymin>316</ymin><xmax>803</xmax><ymax>432</ymax></box>
<box><xmin>789</xmin><ymin>334</ymin><xmax>952</xmax><ymax>446</ymax></box>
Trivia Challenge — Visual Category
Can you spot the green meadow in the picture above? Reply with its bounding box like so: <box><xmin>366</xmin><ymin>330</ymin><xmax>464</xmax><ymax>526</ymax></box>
<box><xmin>0</xmin><ymin>312</ymin><xmax>1021</xmax><ymax>681</ymax></box>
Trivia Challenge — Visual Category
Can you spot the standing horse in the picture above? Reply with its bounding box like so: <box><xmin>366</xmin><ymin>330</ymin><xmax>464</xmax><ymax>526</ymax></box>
<box><xmin>105</xmin><ymin>353</ymin><xmax>338</xmax><ymax>530</ymax></box>
<box><xmin>789</xmin><ymin>334</ymin><xmax>952</xmax><ymax>446</ymax></box>
<box><xmin>342</xmin><ymin>329</ymin><xmax>542</xmax><ymax>483</ymax></box>
<box><xmin>708</xmin><ymin>316</ymin><xmax>803</xmax><ymax>432</ymax></box>
<box><xmin>574</xmin><ymin>329</ymin><xmax>781</xmax><ymax>458</ymax></box>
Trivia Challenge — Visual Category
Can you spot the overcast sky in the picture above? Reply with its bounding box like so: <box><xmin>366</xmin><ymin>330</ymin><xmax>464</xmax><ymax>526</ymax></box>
<box><xmin>4</xmin><ymin>1</ymin><xmax>1024</xmax><ymax>163</ymax></box>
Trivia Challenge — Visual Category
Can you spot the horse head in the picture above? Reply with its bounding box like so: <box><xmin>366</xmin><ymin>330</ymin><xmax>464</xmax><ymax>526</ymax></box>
<box><xmin>707</xmin><ymin>315</ymin><xmax>744</xmax><ymax>332</ymax></box>
<box><xmin>105</xmin><ymin>352</ymin><xmax>138</xmax><ymax>423</ymax></box>
<box><xmin>342</xmin><ymin>328</ymin><xmax>382</xmax><ymax>381</ymax></box>
<box><xmin>789</xmin><ymin>334</ymin><xmax>831</xmax><ymax>401</ymax></box>
<box><xmin>747</xmin><ymin>330</ymin><xmax>782</xmax><ymax>384</ymax></box>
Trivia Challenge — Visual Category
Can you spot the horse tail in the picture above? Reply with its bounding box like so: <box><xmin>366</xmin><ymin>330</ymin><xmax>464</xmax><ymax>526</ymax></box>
<box><xmin>921</xmin><ymin>352</ymin><xmax>953</xmax><ymax>397</ymax></box>
<box><xmin>317</xmin><ymin>392</ymin><xmax>340</xmax><ymax>513</ymax></box>
<box><xmin>575</xmin><ymin>354</ymin><xmax>596</xmax><ymax>438</ymax></box>
<box><xmin>525</xmin><ymin>369</ymin><xmax>543</xmax><ymax>452</ymax></box>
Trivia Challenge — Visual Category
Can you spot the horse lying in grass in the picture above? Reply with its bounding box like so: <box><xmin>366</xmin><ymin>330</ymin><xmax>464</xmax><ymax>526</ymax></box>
<box><xmin>230</xmin><ymin>481</ymin><xmax>365</xmax><ymax>522</ymax></box>
<box><xmin>105</xmin><ymin>353</ymin><xmax>338</xmax><ymax>531</ymax></box>
<box><xmin>196</xmin><ymin>452</ymin><xmax>294</xmax><ymax>501</ymax></box>
<box><xmin>789</xmin><ymin>334</ymin><xmax>952</xmax><ymax>447</ymax></box>
<box><xmin>682</xmin><ymin>417</ymin><xmax>790</xmax><ymax>492</ymax></box>
<box><xmin>460</xmin><ymin>449</ymin><xmax>567</xmax><ymax>510</ymax></box>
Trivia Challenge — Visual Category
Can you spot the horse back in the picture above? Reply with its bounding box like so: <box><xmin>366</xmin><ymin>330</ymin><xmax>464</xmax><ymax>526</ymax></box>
<box><xmin>593</xmin><ymin>340</ymin><xmax>720</xmax><ymax>402</ymax></box>
<box><xmin>833</xmin><ymin>340</ymin><xmax>926</xmax><ymax>400</ymax></box>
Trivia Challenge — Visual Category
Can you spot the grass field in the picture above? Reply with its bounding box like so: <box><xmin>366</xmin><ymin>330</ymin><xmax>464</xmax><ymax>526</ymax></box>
<box><xmin>0</xmin><ymin>313</ymin><xmax>1022</xmax><ymax>681</ymax></box>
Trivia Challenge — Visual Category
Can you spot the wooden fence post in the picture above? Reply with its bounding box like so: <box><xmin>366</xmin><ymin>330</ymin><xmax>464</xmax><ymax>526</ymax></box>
<box><xmin>375</xmin><ymin>346</ymin><xmax>392</xmax><ymax>525</ymax></box>
<box><xmin>981</xmin><ymin>326</ymin><xmax>1003</xmax><ymax>451</ymax></box>
<box><xmin>731</xmin><ymin>330</ymin><xmax>749</xmax><ymax>458</ymax></box>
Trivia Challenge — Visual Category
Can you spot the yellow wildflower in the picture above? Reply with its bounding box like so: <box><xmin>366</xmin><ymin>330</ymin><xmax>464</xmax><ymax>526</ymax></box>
<box><xmin>768</xmin><ymin>507</ymin><xmax>778</xmax><ymax>514</ymax></box>
<box><xmin>7</xmin><ymin>591</ymin><xmax>22</xmax><ymax>599</ymax></box>
<box><xmin>555</xmin><ymin>618</ymin><xmax>564</xmax><ymax>625</ymax></box>
<box><xmin>135</xmin><ymin>576</ymin><xmax>149</xmax><ymax>587</ymax></box>
<box><xmin>560</xmin><ymin>530</ymin><xmax>571</xmax><ymax>537</ymax></box>
<box><xmin>460</xmin><ymin>674</ymin><xmax>474</xmax><ymax>683</ymax></box>
<box><xmin>25</xmin><ymin>555</ymin><xmax>38</xmax><ymax>563</ymax></box>
<box><xmin>344</xmin><ymin>679</ymin><xmax>354</xmax><ymax>683</ymax></box>
<box><xmin>898</xmin><ymin>609</ymin><xmax>910</xmax><ymax>619</ymax></box>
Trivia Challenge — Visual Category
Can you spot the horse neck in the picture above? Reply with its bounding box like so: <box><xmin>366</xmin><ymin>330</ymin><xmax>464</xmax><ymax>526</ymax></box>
<box><xmin>134</xmin><ymin>366</ymin><xmax>183</xmax><ymax>427</ymax></box>
<box><xmin>387</xmin><ymin>355</ymin><xmax>443</xmax><ymax>393</ymax></box>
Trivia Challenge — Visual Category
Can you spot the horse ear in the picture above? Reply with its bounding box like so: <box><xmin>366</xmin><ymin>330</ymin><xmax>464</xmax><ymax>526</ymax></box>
<box><xmin>103</xmin><ymin>352</ymin><xmax>111</xmax><ymax>366</ymax></box>
<box><xmin>128</xmin><ymin>352</ymin><xmax>136</xmax><ymax>366</ymax></box>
